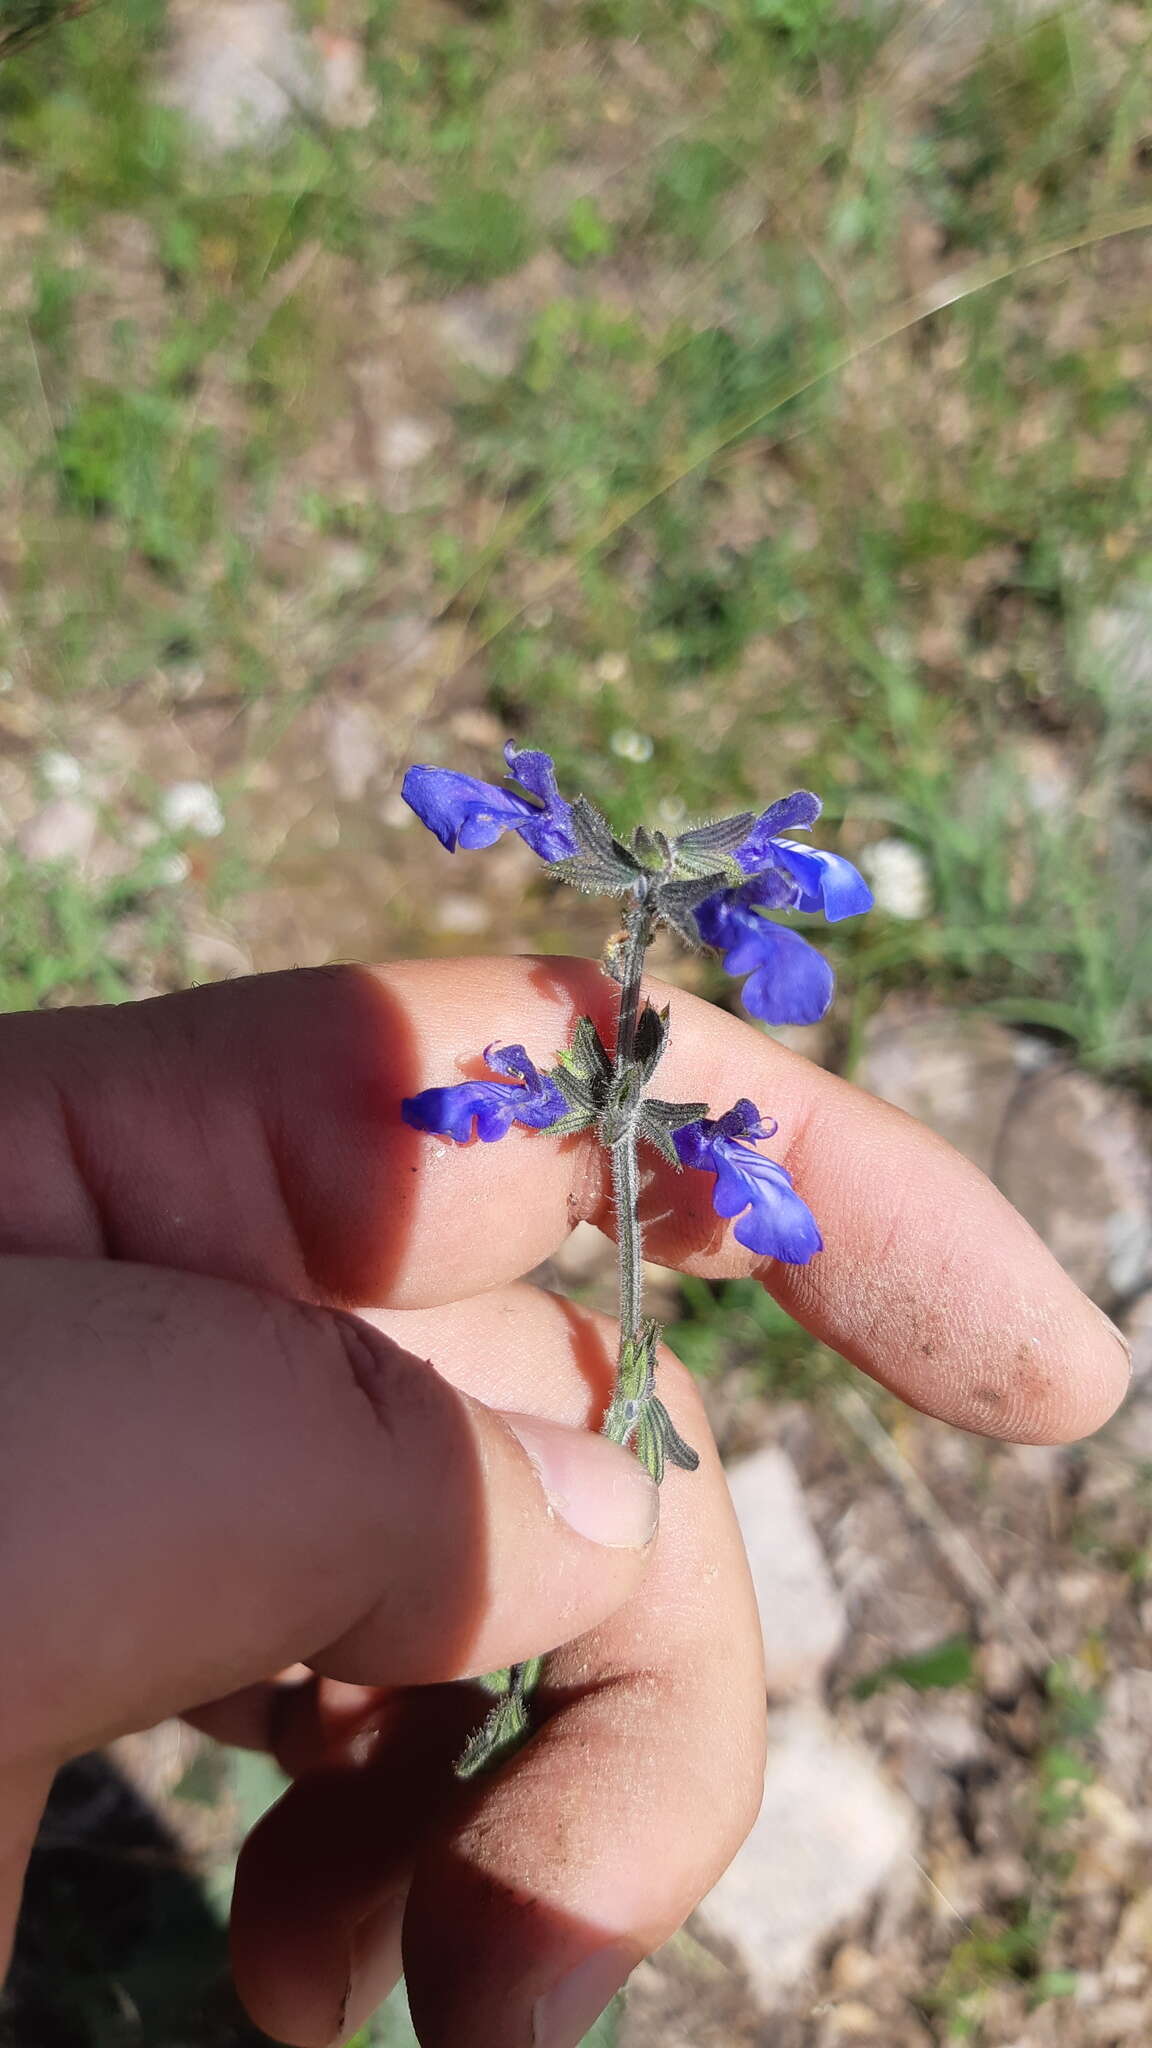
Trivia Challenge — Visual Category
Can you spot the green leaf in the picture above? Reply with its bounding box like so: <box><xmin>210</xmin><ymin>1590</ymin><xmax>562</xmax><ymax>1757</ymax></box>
<box><xmin>853</xmin><ymin>1634</ymin><xmax>975</xmax><ymax>1699</ymax></box>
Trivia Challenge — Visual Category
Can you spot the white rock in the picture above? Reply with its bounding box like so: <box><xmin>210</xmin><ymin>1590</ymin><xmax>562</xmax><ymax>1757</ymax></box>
<box><xmin>19</xmin><ymin>797</ymin><xmax>97</xmax><ymax>867</ymax></box>
<box><xmin>610</xmin><ymin>728</ymin><xmax>654</xmax><ymax>763</ymax></box>
<box><xmin>376</xmin><ymin>415</ymin><xmax>443</xmax><ymax>471</ymax></box>
<box><xmin>161</xmin><ymin>780</ymin><xmax>225</xmax><ymax>838</ymax></box>
<box><xmin>855</xmin><ymin>1004</ymin><xmax>1029</xmax><ymax>1178</ymax></box>
<box><xmin>314</xmin><ymin>31</ymin><xmax>376</xmax><ymax>130</ymax></box>
<box><xmin>1079</xmin><ymin>582</ymin><xmax>1152</xmax><ymax>713</ymax></box>
<box><xmin>38</xmin><ymin>749</ymin><xmax>84</xmax><ymax>795</ymax></box>
<box><xmin>159</xmin><ymin>0</ymin><xmax>320</xmax><ymax>153</ymax></box>
<box><xmin>434</xmin><ymin>294</ymin><xmax>525</xmax><ymax>380</ymax></box>
<box><xmin>858</xmin><ymin>837</ymin><xmax>931</xmax><ymax>919</ymax></box>
<box><xmin>698</xmin><ymin>1703</ymin><xmax>915</xmax><ymax>2000</ymax></box>
<box><xmin>433</xmin><ymin>893</ymin><xmax>491</xmax><ymax>936</ymax></box>
<box><xmin>995</xmin><ymin>1068</ymin><xmax>1152</xmax><ymax>1300</ymax></box>
<box><xmin>726</xmin><ymin>1447</ymin><xmax>846</xmax><ymax>1696</ymax></box>
<box><xmin>325</xmin><ymin>700</ymin><xmax>381</xmax><ymax>804</ymax></box>
<box><xmin>551</xmin><ymin>1219</ymin><xmax>615</xmax><ymax>1284</ymax></box>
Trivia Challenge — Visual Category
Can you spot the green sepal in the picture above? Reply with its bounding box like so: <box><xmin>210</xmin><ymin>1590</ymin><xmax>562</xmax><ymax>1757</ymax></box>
<box><xmin>552</xmin><ymin>1068</ymin><xmax>598</xmax><ymax>1111</ymax></box>
<box><xmin>674</xmin><ymin>813</ymin><xmax>755</xmax><ymax>860</ymax></box>
<box><xmin>635</xmin><ymin>1397</ymin><xmax>701</xmax><ymax>1483</ymax></box>
<box><xmin>636</xmin><ymin>1096</ymin><xmax>708</xmax><ymax>1167</ymax></box>
<box><xmin>602</xmin><ymin>1319</ymin><xmax>659</xmax><ymax>1443</ymax></box>
<box><xmin>556</xmin><ymin>1016</ymin><xmax>612</xmax><ymax>1086</ymax></box>
<box><xmin>550</xmin><ymin>797</ymin><xmax>646</xmax><ymax>897</ymax></box>
<box><xmin>599</xmin><ymin>1064</ymin><xmax>643</xmax><ymax>1146</ymax></box>
<box><xmin>652</xmin><ymin>872</ymin><xmax>733</xmax><ymax>947</ymax></box>
<box><xmin>545</xmin><ymin>1105</ymin><xmax>599</xmax><ymax>1138</ymax></box>
<box><xmin>630</xmin><ymin>825</ymin><xmax>672</xmax><ymax>870</ymax></box>
<box><xmin>456</xmin><ymin>1659</ymin><xmax>542</xmax><ymax>1779</ymax></box>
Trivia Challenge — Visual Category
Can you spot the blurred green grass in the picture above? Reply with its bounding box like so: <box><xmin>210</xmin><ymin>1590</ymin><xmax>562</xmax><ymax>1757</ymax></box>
<box><xmin>0</xmin><ymin>0</ymin><xmax>1148</xmax><ymax>1079</ymax></box>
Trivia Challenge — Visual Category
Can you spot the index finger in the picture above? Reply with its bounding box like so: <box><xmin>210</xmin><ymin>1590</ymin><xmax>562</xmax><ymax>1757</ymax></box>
<box><xmin>0</xmin><ymin>958</ymin><xmax>1128</xmax><ymax>1442</ymax></box>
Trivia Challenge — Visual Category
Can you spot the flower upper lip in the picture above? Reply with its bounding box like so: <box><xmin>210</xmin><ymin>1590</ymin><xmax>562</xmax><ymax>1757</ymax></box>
<box><xmin>401</xmin><ymin>741</ymin><xmax>579</xmax><ymax>863</ymax></box>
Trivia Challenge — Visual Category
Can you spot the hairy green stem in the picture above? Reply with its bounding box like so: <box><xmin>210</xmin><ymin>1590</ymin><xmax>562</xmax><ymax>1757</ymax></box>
<box><xmin>604</xmin><ymin>890</ymin><xmax>655</xmax><ymax>1441</ymax></box>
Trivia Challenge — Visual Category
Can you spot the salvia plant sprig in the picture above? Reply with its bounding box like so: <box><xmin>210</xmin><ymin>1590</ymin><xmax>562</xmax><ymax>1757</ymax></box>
<box><xmin>400</xmin><ymin>742</ymin><xmax>873</xmax><ymax>1771</ymax></box>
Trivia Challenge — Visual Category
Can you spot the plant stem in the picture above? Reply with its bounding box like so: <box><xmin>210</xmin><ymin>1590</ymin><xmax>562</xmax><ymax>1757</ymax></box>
<box><xmin>605</xmin><ymin>889</ymin><xmax>655</xmax><ymax>1437</ymax></box>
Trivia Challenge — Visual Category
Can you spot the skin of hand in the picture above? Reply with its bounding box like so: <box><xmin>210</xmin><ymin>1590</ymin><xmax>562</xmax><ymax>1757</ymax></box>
<box><xmin>0</xmin><ymin>958</ymin><xmax>1130</xmax><ymax>2048</ymax></box>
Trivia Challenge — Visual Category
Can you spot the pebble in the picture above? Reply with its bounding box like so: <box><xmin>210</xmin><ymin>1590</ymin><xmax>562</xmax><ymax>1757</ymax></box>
<box><xmin>159</xmin><ymin>0</ymin><xmax>319</xmax><ymax>153</ymax></box>
<box><xmin>698</xmin><ymin>1702</ymin><xmax>915</xmax><ymax>2001</ymax></box>
<box><xmin>160</xmin><ymin>781</ymin><xmax>225</xmax><ymax>838</ymax></box>
<box><xmin>19</xmin><ymin>797</ymin><xmax>98</xmax><ymax>867</ymax></box>
<box><xmin>725</xmin><ymin>1446</ymin><xmax>846</xmax><ymax>1696</ymax></box>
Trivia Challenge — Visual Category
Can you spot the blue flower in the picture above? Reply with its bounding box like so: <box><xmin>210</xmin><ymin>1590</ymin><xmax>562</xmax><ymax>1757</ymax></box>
<box><xmin>674</xmin><ymin>1099</ymin><xmax>823</xmax><ymax>1264</ymax></box>
<box><xmin>402</xmin><ymin>741</ymin><xmax>578</xmax><ymax>862</ymax></box>
<box><xmin>727</xmin><ymin>790</ymin><xmax>874</xmax><ymax>923</ymax></box>
<box><xmin>694</xmin><ymin>891</ymin><xmax>834</xmax><ymax>1026</ymax></box>
<box><xmin>692</xmin><ymin>789</ymin><xmax>872</xmax><ymax>1023</ymax></box>
<box><xmin>402</xmin><ymin>1044</ymin><xmax>569</xmax><ymax>1144</ymax></box>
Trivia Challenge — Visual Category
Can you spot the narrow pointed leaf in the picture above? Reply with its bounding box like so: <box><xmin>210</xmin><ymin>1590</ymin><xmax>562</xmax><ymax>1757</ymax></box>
<box><xmin>675</xmin><ymin>813</ymin><xmax>756</xmax><ymax>857</ymax></box>
<box><xmin>649</xmin><ymin>1396</ymin><xmax>700</xmax><ymax>1473</ymax></box>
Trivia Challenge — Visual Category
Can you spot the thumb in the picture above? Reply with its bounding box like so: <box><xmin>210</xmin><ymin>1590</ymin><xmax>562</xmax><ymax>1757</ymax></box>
<box><xmin>0</xmin><ymin>1257</ymin><xmax>657</xmax><ymax>1767</ymax></box>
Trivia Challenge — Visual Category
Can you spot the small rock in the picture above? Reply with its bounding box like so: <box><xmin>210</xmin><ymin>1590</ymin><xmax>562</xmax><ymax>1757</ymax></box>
<box><xmin>161</xmin><ymin>781</ymin><xmax>225</xmax><ymax>838</ymax></box>
<box><xmin>892</xmin><ymin>1697</ymin><xmax>986</xmax><ymax>1808</ymax></box>
<box><xmin>698</xmin><ymin>1702</ymin><xmax>915</xmax><ymax>2001</ymax></box>
<box><xmin>159</xmin><ymin>0</ymin><xmax>320</xmax><ymax>153</ymax></box>
<box><xmin>325</xmin><ymin>700</ymin><xmax>382</xmax><ymax>804</ymax></box>
<box><xmin>184</xmin><ymin>924</ymin><xmax>254</xmax><ymax>981</ymax></box>
<box><xmin>1079</xmin><ymin>582</ymin><xmax>1152</xmax><ymax>713</ymax></box>
<box><xmin>376</xmin><ymin>414</ymin><xmax>444</xmax><ymax>471</ymax></box>
<box><xmin>725</xmin><ymin>1446</ymin><xmax>846</xmax><ymax>1696</ymax></box>
<box><xmin>19</xmin><ymin>797</ymin><xmax>98</xmax><ymax>868</ymax></box>
<box><xmin>996</xmin><ymin>1067</ymin><xmax>1152</xmax><ymax>1300</ymax></box>
<box><xmin>313</xmin><ymin>31</ymin><xmax>375</xmax><ymax>130</ymax></box>
<box><xmin>38</xmin><ymin>749</ymin><xmax>84</xmax><ymax>796</ymax></box>
<box><xmin>858</xmin><ymin>838</ymin><xmax>932</xmax><ymax>919</ymax></box>
<box><xmin>1098</xmin><ymin>1668</ymin><xmax>1152</xmax><ymax>1802</ymax></box>
<box><xmin>433</xmin><ymin>293</ymin><xmax>526</xmax><ymax>380</ymax></box>
<box><xmin>550</xmin><ymin>1219</ymin><xmax>616</xmax><ymax>1284</ymax></box>
<box><xmin>1087</xmin><ymin>1998</ymin><xmax>1152</xmax><ymax>2041</ymax></box>
<box><xmin>855</xmin><ymin>1003</ymin><xmax>1032</xmax><ymax>1178</ymax></box>
<box><xmin>610</xmin><ymin>728</ymin><xmax>654</xmax><ymax>763</ymax></box>
<box><xmin>433</xmin><ymin>893</ymin><xmax>491</xmax><ymax>936</ymax></box>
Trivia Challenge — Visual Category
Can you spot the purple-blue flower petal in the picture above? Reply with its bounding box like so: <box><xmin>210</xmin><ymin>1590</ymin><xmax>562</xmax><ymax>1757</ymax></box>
<box><xmin>402</xmin><ymin>1044</ymin><xmax>567</xmax><ymax>1143</ymax></box>
<box><xmin>695</xmin><ymin>895</ymin><xmax>835</xmax><ymax>1025</ymax></box>
<box><xmin>401</xmin><ymin>747</ymin><xmax>578</xmax><ymax>863</ymax></box>
<box><xmin>739</xmin><ymin>923</ymin><xmax>835</xmax><ymax>1025</ymax></box>
<box><xmin>770</xmin><ymin>842</ymin><xmax>874</xmax><ymax>921</ymax></box>
<box><xmin>401</xmin><ymin>764</ymin><xmax>515</xmax><ymax>853</ymax></box>
<box><xmin>673</xmin><ymin>1108</ymin><xmax>822</xmax><ymax>1265</ymax></box>
<box><xmin>733</xmin><ymin>790</ymin><xmax>822</xmax><ymax>874</ymax></box>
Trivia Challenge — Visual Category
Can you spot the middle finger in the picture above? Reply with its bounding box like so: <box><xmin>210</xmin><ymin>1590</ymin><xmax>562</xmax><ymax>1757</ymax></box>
<box><xmin>231</xmin><ymin>1281</ymin><xmax>764</xmax><ymax>2047</ymax></box>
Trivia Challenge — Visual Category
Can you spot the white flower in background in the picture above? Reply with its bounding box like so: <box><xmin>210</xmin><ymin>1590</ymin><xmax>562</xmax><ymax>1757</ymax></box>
<box><xmin>858</xmin><ymin>837</ymin><xmax>931</xmax><ymax>920</ymax></box>
<box><xmin>161</xmin><ymin>780</ymin><xmax>225</xmax><ymax>838</ymax></box>
<box><xmin>595</xmin><ymin>652</ymin><xmax>629</xmax><ymax>685</ymax></box>
<box><xmin>40</xmin><ymin>750</ymin><xmax>84</xmax><ymax>795</ymax></box>
<box><xmin>610</xmin><ymin>729</ymin><xmax>654</xmax><ymax>763</ymax></box>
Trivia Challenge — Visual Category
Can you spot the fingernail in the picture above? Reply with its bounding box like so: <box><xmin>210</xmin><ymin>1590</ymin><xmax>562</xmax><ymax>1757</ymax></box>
<box><xmin>501</xmin><ymin>1412</ymin><xmax>658</xmax><ymax>1550</ymax></box>
<box><xmin>533</xmin><ymin>1947</ymin><xmax>635</xmax><ymax>2048</ymax></box>
<box><xmin>1092</xmin><ymin>1300</ymin><xmax>1133</xmax><ymax>1378</ymax></box>
<box><xmin>330</xmin><ymin>1896</ymin><xmax>404</xmax><ymax>2044</ymax></box>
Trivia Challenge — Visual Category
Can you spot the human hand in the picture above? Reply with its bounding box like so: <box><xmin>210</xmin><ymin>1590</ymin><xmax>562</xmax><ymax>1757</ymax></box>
<box><xmin>0</xmin><ymin>959</ymin><xmax>1129</xmax><ymax>2046</ymax></box>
